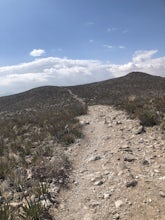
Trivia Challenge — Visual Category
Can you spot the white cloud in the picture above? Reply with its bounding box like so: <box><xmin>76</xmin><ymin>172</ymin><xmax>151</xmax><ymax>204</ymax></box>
<box><xmin>89</xmin><ymin>39</ymin><xmax>94</xmax><ymax>43</ymax></box>
<box><xmin>0</xmin><ymin>50</ymin><xmax>164</xmax><ymax>96</ymax></box>
<box><xmin>118</xmin><ymin>46</ymin><xmax>126</xmax><ymax>49</ymax></box>
<box><xmin>30</xmin><ymin>49</ymin><xmax>45</xmax><ymax>57</ymax></box>
<box><xmin>103</xmin><ymin>44</ymin><xmax>126</xmax><ymax>50</ymax></box>
<box><xmin>132</xmin><ymin>50</ymin><xmax>158</xmax><ymax>63</ymax></box>
<box><xmin>103</xmin><ymin>44</ymin><xmax>113</xmax><ymax>49</ymax></box>
<box><xmin>85</xmin><ymin>22</ymin><xmax>95</xmax><ymax>27</ymax></box>
<box><xmin>107</xmin><ymin>27</ymin><xmax>118</xmax><ymax>32</ymax></box>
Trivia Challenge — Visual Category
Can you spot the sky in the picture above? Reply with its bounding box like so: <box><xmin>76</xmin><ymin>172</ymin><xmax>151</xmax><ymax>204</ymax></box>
<box><xmin>0</xmin><ymin>0</ymin><xmax>165</xmax><ymax>96</ymax></box>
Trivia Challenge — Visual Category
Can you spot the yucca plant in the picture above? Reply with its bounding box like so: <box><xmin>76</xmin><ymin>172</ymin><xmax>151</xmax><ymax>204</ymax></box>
<box><xmin>34</xmin><ymin>182</ymin><xmax>49</xmax><ymax>201</ymax></box>
<box><xmin>19</xmin><ymin>197</ymin><xmax>44</xmax><ymax>220</ymax></box>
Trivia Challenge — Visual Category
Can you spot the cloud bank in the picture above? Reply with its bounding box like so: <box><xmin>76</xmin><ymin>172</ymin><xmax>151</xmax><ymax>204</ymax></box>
<box><xmin>0</xmin><ymin>50</ymin><xmax>164</xmax><ymax>96</ymax></box>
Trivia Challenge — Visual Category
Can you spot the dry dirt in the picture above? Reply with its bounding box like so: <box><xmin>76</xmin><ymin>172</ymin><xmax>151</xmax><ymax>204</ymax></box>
<box><xmin>53</xmin><ymin>105</ymin><xmax>165</xmax><ymax>220</ymax></box>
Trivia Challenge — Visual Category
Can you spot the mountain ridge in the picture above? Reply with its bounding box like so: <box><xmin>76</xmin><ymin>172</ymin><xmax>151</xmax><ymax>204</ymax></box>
<box><xmin>0</xmin><ymin>72</ymin><xmax>164</xmax><ymax>112</ymax></box>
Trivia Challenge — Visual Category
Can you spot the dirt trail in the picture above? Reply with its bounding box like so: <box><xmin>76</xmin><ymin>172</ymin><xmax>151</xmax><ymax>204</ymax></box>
<box><xmin>67</xmin><ymin>89</ymin><xmax>86</xmax><ymax>106</ymax></box>
<box><xmin>54</xmin><ymin>105</ymin><xmax>165</xmax><ymax>220</ymax></box>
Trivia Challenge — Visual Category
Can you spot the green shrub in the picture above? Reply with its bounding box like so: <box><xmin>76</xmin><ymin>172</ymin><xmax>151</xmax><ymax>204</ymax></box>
<box><xmin>0</xmin><ymin>203</ymin><xmax>12</xmax><ymax>220</ymax></box>
<box><xmin>34</xmin><ymin>182</ymin><xmax>49</xmax><ymax>200</ymax></box>
<box><xmin>19</xmin><ymin>197</ymin><xmax>44</xmax><ymax>220</ymax></box>
<box><xmin>160</xmin><ymin>120</ymin><xmax>165</xmax><ymax>130</ymax></box>
<box><xmin>139</xmin><ymin>110</ymin><xmax>159</xmax><ymax>127</ymax></box>
<box><xmin>0</xmin><ymin>159</ymin><xmax>9</xmax><ymax>180</ymax></box>
<box><xmin>62</xmin><ymin>133</ymin><xmax>75</xmax><ymax>145</ymax></box>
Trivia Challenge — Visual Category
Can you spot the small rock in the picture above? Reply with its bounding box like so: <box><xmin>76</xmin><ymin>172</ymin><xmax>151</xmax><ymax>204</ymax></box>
<box><xmin>124</xmin><ymin>157</ymin><xmax>136</xmax><ymax>162</ymax></box>
<box><xmin>10</xmin><ymin>202</ymin><xmax>22</xmax><ymax>208</ymax></box>
<box><xmin>113</xmin><ymin>213</ymin><xmax>120</xmax><ymax>220</ymax></box>
<box><xmin>142</xmin><ymin>159</ymin><xmax>150</xmax><ymax>165</ymax></box>
<box><xmin>126</xmin><ymin>180</ymin><xmax>138</xmax><ymax>188</ymax></box>
<box><xmin>159</xmin><ymin>176</ymin><xmax>165</xmax><ymax>180</ymax></box>
<box><xmin>103</xmin><ymin>192</ymin><xmax>112</xmax><ymax>199</ymax></box>
<box><xmin>94</xmin><ymin>180</ymin><xmax>104</xmax><ymax>186</ymax></box>
<box><xmin>154</xmin><ymin>169</ymin><xmax>160</xmax><ymax>173</ymax></box>
<box><xmin>30</xmin><ymin>194</ymin><xmax>36</xmax><ymax>202</ymax></box>
<box><xmin>135</xmin><ymin>125</ymin><xmax>145</xmax><ymax>135</ymax></box>
<box><xmin>116</xmin><ymin>121</ymin><xmax>122</xmax><ymax>125</ymax></box>
<box><xmin>119</xmin><ymin>146</ymin><xmax>132</xmax><ymax>153</ymax></box>
<box><xmin>89</xmin><ymin>201</ymin><xmax>100</xmax><ymax>208</ymax></box>
<box><xmin>41</xmin><ymin>199</ymin><xmax>52</xmax><ymax>209</ymax></box>
<box><xmin>88</xmin><ymin>155</ymin><xmax>101</xmax><ymax>162</ymax></box>
<box><xmin>80</xmin><ymin>120</ymin><xmax>90</xmax><ymax>126</ymax></box>
<box><xmin>118</xmin><ymin>171</ymin><xmax>124</xmax><ymax>176</ymax></box>
<box><xmin>104</xmin><ymin>170</ymin><xmax>110</xmax><ymax>175</ymax></box>
<box><xmin>159</xmin><ymin>191</ymin><xmax>165</xmax><ymax>198</ymax></box>
<box><xmin>115</xmin><ymin>200</ymin><xmax>124</xmax><ymax>209</ymax></box>
<box><xmin>91</xmin><ymin>174</ymin><xmax>102</xmax><ymax>182</ymax></box>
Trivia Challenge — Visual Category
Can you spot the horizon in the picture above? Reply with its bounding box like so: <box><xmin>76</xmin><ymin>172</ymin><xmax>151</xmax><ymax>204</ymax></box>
<box><xmin>0</xmin><ymin>0</ymin><xmax>165</xmax><ymax>96</ymax></box>
<box><xmin>0</xmin><ymin>71</ymin><xmax>164</xmax><ymax>98</ymax></box>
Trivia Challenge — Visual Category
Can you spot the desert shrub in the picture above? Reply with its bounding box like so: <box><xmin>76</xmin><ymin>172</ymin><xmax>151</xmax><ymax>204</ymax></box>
<box><xmin>19</xmin><ymin>197</ymin><xmax>45</xmax><ymax>220</ymax></box>
<box><xmin>0</xmin><ymin>146</ymin><xmax>4</xmax><ymax>157</ymax></box>
<box><xmin>120</xmin><ymin>97</ymin><xmax>144</xmax><ymax>115</ymax></box>
<box><xmin>138</xmin><ymin>110</ymin><xmax>159</xmax><ymax>127</ymax></box>
<box><xmin>153</xmin><ymin>95</ymin><xmax>165</xmax><ymax>113</ymax></box>
<box><xmin>7</xmin><ymin>167</ymin><xmax>27</xmax><ymax>189</ymax></box>
<box><xmin>160</xmin><ymin>119</ymin><xmax>165</xmax><ymax>130</ymax></box>
<box><xmin>0</xmin><ymin>159</ymin><xmax>9</xmax><ymax>180</ymax></box>
<box><xmin>62</xmin><ymin>134</ymin><xmax>75</xmax><ymax>145</ymax></box>
<box><xmin>33</xmin><ymin>182</ymin><xmax>50</xmax><ymax>201</ymax></box>
<box><xmin>0</xmin><ymin>203</ymin><xmax>12</xmax><ymax>220</ymax></box>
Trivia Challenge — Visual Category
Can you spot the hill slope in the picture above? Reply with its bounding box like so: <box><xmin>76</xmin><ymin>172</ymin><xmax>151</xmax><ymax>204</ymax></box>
<box><xmin>68</xmin><ymin>72</ymin><xmax>165</xmax><ymax>105</ymax></box>
<box><xmin>0</xmin><ymin>72</ymin><xmax>164</xmax><ymax>112</ymax></box>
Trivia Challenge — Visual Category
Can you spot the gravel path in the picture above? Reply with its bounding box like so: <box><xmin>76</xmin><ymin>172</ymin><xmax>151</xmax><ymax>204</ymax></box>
<box><xmin>54</xmin><ymin>105</ymin><xmax>165</xmax><ymax>220</ymax></box>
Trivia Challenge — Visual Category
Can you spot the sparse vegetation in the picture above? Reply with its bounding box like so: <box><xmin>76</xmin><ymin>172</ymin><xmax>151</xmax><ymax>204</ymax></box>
<box><xmin>0</xmin><ymin>89</ymin><xmax>87</xmax><ymax>218</ymax></box>
<box><xmin>0</xmin><ymin>72</ymin><xmax>164</xmax><ymax>218</ymax></box>
<box><xmin>0</xmin><ymin>203</ymin><xmax>12</xmax><ymax>220</ymax></box>
<box><xmin>19</xmin><ymin>197</ymin><xmax>45</xmax><ymax>220</ymax></box>
<box><xmin>69</xmin><ymin>72</ymin><xmax>165</xmax><ymax>128</ymax></box>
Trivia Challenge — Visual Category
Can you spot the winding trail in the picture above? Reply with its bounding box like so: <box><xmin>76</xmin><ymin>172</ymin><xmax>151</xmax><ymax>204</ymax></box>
<box><xmin>67</xmin><ymin>89</ymin><xmax>86</xmax><ymax>106</ymax></box>
<box><xmin>53</xmin><ymin>105</ymin><xmax>165</xmax><ymax>220</ymax></box>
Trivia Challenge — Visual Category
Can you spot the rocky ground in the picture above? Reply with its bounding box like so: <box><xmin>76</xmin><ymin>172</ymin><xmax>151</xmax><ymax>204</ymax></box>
<box><xmin>54</xmin><ymin>105</ymin><xmax>165</xmax><ymax>220</ymax></box>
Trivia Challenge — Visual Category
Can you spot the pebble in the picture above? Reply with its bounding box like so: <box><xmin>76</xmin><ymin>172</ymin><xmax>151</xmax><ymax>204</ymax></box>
<box><xmin>115</xmin><ymin>200</ymin><xmax>124</xmax><ymax>209</ymax></box>
<box><xmin>94</xmin><ymin>180</ymin><xmax>104</xmax><ymax>186</ymax></box>
<box><xmin>126</xmin><ymin>180</ymin><xmax>138</xmax><ymax>188</ymax></box>
<box><xmin>142</xmin><ymin>159</ymin><xmax>150</xmax><ymax>165</ymax></box>
<box><xmin>124</xmin><ymin>157</ymin><xmax>136</xmax><ymax>162</ymax></box>
<box><xmin>135</xmin><ymin>125</ymin><xmax>145</xmax><ymax>135</ymax></box>
<box><xmin>103</xmin><ymin>192</ymin><xmax>112</xmax><ymax>199</ymax></box>
<box><xmin>113</xmin><ymin>213</ymin><xmax>120</xmax><ymax>219</ymax></box>
<box><xmin>88</xmin><ymin>155</ymin><xmax>101</xmax><ymax>162</ymax></box>
<box><xmin>159</xmin><ymin>191</ymin><xmax>165</xmax><ymax>198</ymax></box>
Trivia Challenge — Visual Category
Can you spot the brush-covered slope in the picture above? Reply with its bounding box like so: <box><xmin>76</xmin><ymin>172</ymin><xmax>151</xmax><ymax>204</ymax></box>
<box><xmin>0</xmin><ymin>86</ymin><xmax>74</xmax><ymax>112</ymax></box>
<box><xmin>0</xmin><ymin>72</ymin><xmax>164</xmax><ymax>112</ymax></box>
<box><xmin>68</xmin><ymin>72</ymin><xmax>165</xmax><ymax>105</ymax></box>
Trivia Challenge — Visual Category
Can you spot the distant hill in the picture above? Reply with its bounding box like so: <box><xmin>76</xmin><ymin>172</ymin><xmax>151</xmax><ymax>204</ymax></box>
<box><xmin>0</xmin><ymin>72</ymin><xmax>164</xmax><ymax>112</ymax></box>
<box><xmin>0</xmin><ymin>86</ymin><xmax>75</xmax><ymax>112</ymax></box>
<box><xmin>69</xmin><ymin>72</ymin><xmax>165</xmax><ymax>105</ymax></box>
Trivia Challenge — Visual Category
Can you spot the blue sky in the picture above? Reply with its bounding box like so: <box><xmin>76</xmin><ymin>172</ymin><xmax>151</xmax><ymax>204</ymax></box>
<box><xmin>0</xmin><ymin>0</ymin><xmax>165</xmax><ymax>95</ymax></box>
